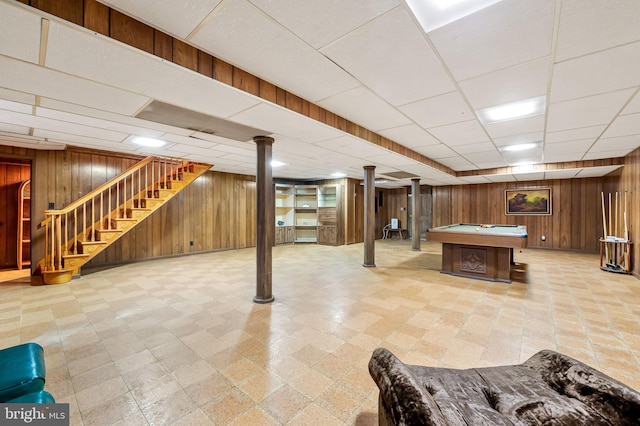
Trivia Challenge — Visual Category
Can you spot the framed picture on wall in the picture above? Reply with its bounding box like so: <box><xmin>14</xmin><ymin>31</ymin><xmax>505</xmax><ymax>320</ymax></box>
<box><xmin>505</xmin><ymin>188</ymin><xmax>552</xmax><ymax>215</ymax></box>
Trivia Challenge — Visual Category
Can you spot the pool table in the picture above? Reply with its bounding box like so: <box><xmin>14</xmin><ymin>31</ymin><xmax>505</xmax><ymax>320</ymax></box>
<box><xmin>426</xmin><ymin>223</ymin><xmax>527</xmax><ymax>283</ymax></box>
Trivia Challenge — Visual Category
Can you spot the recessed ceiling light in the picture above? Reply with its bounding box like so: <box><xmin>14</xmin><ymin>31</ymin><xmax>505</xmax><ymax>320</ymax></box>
<box><xmin>501</xmin><ymin>143</ymin><xmax>539</xmax><ymax>152</ymax></box>
<box><xmin>271</xmin><ymin>160</ymin><xmax>287</xmax><ymax>167</ymax></box>
<box><xmin>406</xmin><ymin>0</ymin><xmax>504</xmax><ymax>32</ymax></box>
<box><xmin>477</xmin><ymin>96</ymin><xmax>546</xmax><ymax>125</ymax></box>
<box><xmin>131</xmin><ymin>136</ymin><xmax>166</xmax><ymax>147</ymax></box>
<box><xmin>331</xmin><ymin>172</ymin><xmax>347</xmax><ymax>178</ymax></box>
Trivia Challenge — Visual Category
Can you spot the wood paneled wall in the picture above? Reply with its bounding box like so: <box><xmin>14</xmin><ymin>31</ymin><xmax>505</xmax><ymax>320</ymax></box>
<box><xmin>617</xmin><ymin>147</ymin><xmax>639</xmax><ymax>278</ymax></box>
<box><xmin>432</xmin><ymin>177</ymin><xmax>619</xmax><ymax>253</ymax></box>
<box><xmin>0</xmin><ymin>158</ymin><xmax>31</xmax><ymax>268</ymax></box>
<box><xmin>25</xmin><ymin>147</ymin><xmax>256</xmax><ymax>272</ymax></box>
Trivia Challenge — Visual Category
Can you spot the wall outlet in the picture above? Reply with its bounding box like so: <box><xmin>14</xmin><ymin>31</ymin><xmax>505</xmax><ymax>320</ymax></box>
<box><xmin>541</xmin><ymin>235</ymin><xmax>546</xmax><ymax>241</ymax></box>
<box><xmin>189</xmin><ymin>241</ymin><xmax>194</xmax><ymax>246</ymax></box>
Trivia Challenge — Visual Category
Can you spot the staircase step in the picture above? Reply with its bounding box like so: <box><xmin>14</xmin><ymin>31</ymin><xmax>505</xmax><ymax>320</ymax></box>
<box><xmin>95</xmin><ymin>228</ymin><xmax>124</xmax><ymax>243</ymax></box>
<box><xmin>77</xmin><ymin>240</ymin><xmax>107</xmax><ymax>255</ymax></box>
<box><xmin>62</xmin><ymin>253</ymin><xmax>91</xmax><ymax>271</ymax></box>
<box><xmin>112</xmin><ymin>217</ymin><xmax>138</xmax><ymax>231</ymax></box>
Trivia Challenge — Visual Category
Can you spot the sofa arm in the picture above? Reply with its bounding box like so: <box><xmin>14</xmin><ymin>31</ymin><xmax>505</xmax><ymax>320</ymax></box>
<box><xmin>369</xmin><ymin>348</ymin><xmax>447</xmax><ymax>426</ymax></box>
<box><xmin>525</xmin><ymin>349</ymin><xmax>640</xmax><ymax>425</ymax></box>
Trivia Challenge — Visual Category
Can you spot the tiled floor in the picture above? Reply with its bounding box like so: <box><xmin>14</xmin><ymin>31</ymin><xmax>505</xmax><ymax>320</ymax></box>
<box><xmin>1</xmin><ymin>239</ymin><xmax>640</xmax><ymax>425</ymax></box>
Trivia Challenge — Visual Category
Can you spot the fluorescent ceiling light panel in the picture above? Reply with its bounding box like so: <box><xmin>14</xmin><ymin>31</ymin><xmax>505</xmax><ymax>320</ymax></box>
<box><xmin>477</xmin><ymin>96</ymin><xmax>546</xmax><ymax>125</ymax></box>
<box><xmin>406</xmin><ymin>0</ymin><xmax>504</xmax><ymax>32</ymax></box>
<box><xmin>331</xmin><ymin>172</ymin><xmax>347</xmax><ymax>177</ymax></box>
<box><xmin>131</xmin><ymin>136</ymin><xmax>166</xmax><ymax>147</ymax></box>
<box><xmin>500</xmin><ymin>142</ymin><xmax>540</xmax><ymax>152</ymax></box>
<box><xmin>271</xmin><ymin>160</ymin><xmax>287</xmax><ymax>167</ymax></box>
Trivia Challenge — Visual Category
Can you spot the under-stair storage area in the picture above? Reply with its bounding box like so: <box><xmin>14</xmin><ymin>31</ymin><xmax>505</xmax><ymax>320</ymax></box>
<box><xmin>17</xmin><ymin>180</ymin><xmax>30</xmax><ymax>269</ymax></box>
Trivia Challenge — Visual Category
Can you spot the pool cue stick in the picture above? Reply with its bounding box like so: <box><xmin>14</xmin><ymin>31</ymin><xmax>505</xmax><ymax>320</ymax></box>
<box><xmin>609</xmin><ymin>193</ymin><xmax>612</xmax><ymax>239</ymax></box>
<box><xmin>601</xmin><ymin>192</ymin><xmax>609</xmax><ymax>262</ymax></box>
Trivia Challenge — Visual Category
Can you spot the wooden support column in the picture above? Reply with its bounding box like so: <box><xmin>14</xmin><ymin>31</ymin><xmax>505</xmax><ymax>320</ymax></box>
<box><xmin>253</xmin><ymin>136</ymin><xmax>275</xmax><ymax>303</ymax></box>
<box><xmin>363</xmin><ymin>165</ymin><xmax>376</xmax><ymax>267</ymax></box>
<box><xmin>411</xmin><ymin>178</ymin><xmax>421</xmax><ymax>252</ymax></box>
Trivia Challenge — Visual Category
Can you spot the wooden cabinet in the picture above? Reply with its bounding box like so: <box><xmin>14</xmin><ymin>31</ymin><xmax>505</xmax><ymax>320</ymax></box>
<box><xmin>275</xmin><ymin>184</ymin><xmax>295</xmax><ymax>245</ymax></box>
<box><xmin>318</xmin><ymin>185</ymin><xmax>342</xmax><ymax>245</ymax></box>
<box><xmin>17</xmin><ymin>180</ymin><xmax>31</xmax><ymax>269</ymax></box>
<box><xmin>294</xmin><ymin>185</ymin><xmax>318</xmax><ymax>243</ymax></box>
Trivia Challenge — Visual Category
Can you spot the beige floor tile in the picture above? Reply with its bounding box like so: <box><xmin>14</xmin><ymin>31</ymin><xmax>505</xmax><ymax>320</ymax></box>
<box><xmin>1</xmin><ymin>240</ymin><xmax>639</xmax><ymax>425</ymax></box>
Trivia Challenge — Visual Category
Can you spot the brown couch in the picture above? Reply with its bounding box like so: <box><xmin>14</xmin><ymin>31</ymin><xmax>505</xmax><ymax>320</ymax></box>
<box><xmin>369</xmin><ymin>348</ymin><xmax>640</xmax><ymax>425</ymax></box>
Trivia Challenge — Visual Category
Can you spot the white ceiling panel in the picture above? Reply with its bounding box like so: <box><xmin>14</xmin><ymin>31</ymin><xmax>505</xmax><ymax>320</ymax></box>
<box><xmin>251</xmin><ymin>0</ymin><xmax>399</xmax><ymax>49</ymax></box>
<box><xmin>543</xmin><ymin>139</ymin><xmax>591</xmax><ymax>155</ymax></box>
<box><xmin>45</xmin><ymin>21</ymin><xmax>260</xmax><ymax>119</ymax></box>
<box><xmin>484</xmin><ymin>116</ymin><xmax>545</xmax><ymax>139</ymax></box>
<box><xmin>492</xmin><ymin>132</ymin><xmax>544</xmax><ymax>147</ymax></box>
<box><xmin>459</xmin><ymin>176</ymin><xmax>492</xmax><ymax>184</ymax></box>
<box><xmin>32</xmin><ymin>128</ymin><xmax>125</xmax><ymax>150</ymax></box>
<box><xmin>363</xmin><ymin>153</ymin><xmax>417</xmax><ymax>167</ymax></box>
<box><xmin>514</xmin><ymin>172</ymin><xmax>545</xmax><ymax>181</ymax></box>
<box><xmin>189</xmin><ymin>0</ymin><xmax>359</xmax><ymax>103</ymax></box>
<box><xmin>0</xmin><ymin>109</ymin><xmax>127</xmax><ymax>142</ymax></box>
<box><xmin>583</xmin><ymin>149</ymin><xmax>631</xmax><ymax>160</ymax></box>
<box><xmin>317</xmin><ymin>136</ymin><xmax>391</xmax><ymax>158</ymax></box>
<box><xmin>100</xmin><ymin>0</ymin><xmax>222</xmax><ymax>39</ymax></box>
<box><xmin>427</xmin><ymin>120</ymin><xmax>490</xmax><ymax>146</ymax></box>
<box><xmin>437</xmin><ymin>156</ymin><xmax>475</xmax><ymax>170</ymax></box>
<box><xmin>463</xmin><ymin>150</ymin><xmax>504</xmax><ymax>163</ymax></box>
<box><xmin>575</xmin><ymin>165</ymin><xmax>623</xmax><ymax>178</ymax></box>
<box><xmin>321</xmin><ymin>7</ymin><xmax>455</xmax><ymax>106</ymax></box>
<box><xmin>622</xmin><ymin>92</ymin><xmax>640</xmax><ymax>114</ymax></box>
<box><xmin>485</xmin><ymin>174</ymin><xmax>517</xmax><ymax>182</ymax></box>
<box><xmin>318</xmin><ymin>86</ymin><xmax>412</xmax><ymax>132</ymax></box>
<box><xmin>376</xmin><ymin>124</ymin><xmax>441</xmax><ymax>149</ymax></box>
<box><xmin>0</xmin><ymin>123</ymin><xmax>30</xmax><ymax>135</ymax></box>
<box><xmin>0</xmin><ymin>135</ymin><xmax>65</xmax><ymax>150</ymax></box>
<box><xmin>543</xmin><ymin>169</ymin><xmax>580</xmax><ymax>179</ymax></box>
<box><xmin>474</xmin><ymin>160</ymin><xmax>509</xmax><ymax>169</ymax></box>
<box><xmin>0</xmin><ymin>2</ymin><xmax>41</xmax><ymax>64</ymax></box>
<box><xmin>229</xmin><ymin>103</ymin><xmax>343</xmax><ymax>143</ymax></box>
<box><xmin>428</xmin><ymin>0</ymin><xmax>555</xmax><ymax>81</ymax></box>
<box><xmin>590</xmin><ymin>135</ymin><xmax>640</xmax><ymax>153</ymax></box>
<box><xmin>454</xmin><ymin>142</ymin><xmax>496</xmax><ymax>155</ymax></box>
<box><xmin>551</xmin><ymin>42</ymin><xmax>640</xmax><ymax>102</ymax></box>
<box><xmin>0</xmin><ymin>99</ymin><xmax>33</xmax><ymax>115</ymax></box>
<box><xmin>414</xmin><ymin>144</ymin><xmax>459</xmax><ymax>159</ymax></box>
<box><xmin>0</xmin><ymin>88</ymin><xmax>36</xmax><ymax>105</ymax></box>
<box><xmin>459</xmin><ymin>57</ymin><xmax>549</xmax><ymax>110</ymax></box>
<box><xmin>601</xmin><ymin>113</ymin><xmax>640</xmax><ymax>138</ymax></box>
<box><xmin>545</xmin><ymin>126</ymin><xmax>606</xmax><ymax>144</ymax></box>
<box><xmin>555</xmin><ymin>0</ymin><xmax>640</xmax><ymax>62</ymax></box>
<box><xmin>399</xmin><ymin>91</ymin><xmax>473</xmax><ymax>129</ymax></box>
<box><xmin>0</xmin><ymin>55</ymin><xmax>150</xmax><ymax>115</ymax></box>
<box><xmin>547</xmin><ymin>89</ymin><xmax>636</xmax><ymax>132</ymax></box>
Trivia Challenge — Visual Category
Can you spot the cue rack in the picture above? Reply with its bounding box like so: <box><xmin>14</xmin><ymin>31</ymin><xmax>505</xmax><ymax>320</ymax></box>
<box><xmin>600</xmin><ymin>191</ymin><xmax>632</xmax><ymax>274</ymax></box>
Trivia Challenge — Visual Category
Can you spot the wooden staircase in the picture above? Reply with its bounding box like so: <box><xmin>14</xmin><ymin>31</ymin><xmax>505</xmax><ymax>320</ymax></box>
<box><xmin>37</xmin><ymin>156</ymin><xmax>211</xmax><ymax>284</ymax></box>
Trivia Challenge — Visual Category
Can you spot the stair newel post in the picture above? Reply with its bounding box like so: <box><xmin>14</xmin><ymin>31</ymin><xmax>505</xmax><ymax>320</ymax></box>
<box><xmin>63</xmin><ymin>212</ymin><xmax>68</xmax><ymax>255</ymax></box>
<box><xmin>73</xmin><ymin>209</ymin><xmax>77</xmax><ymax>255</ymax></box>
<box><xmin>55</xmin><ymin>214</ymin><xmax>62</xmax><ymax>271</ymax></box>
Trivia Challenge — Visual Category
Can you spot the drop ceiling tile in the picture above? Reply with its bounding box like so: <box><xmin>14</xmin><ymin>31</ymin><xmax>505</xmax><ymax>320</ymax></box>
<box><xmin>601</xmin><ymin>113</ymin><xmax>640</xmax><ymax>138</ymax></box>
<box><xmin>230</xmin><ymin>103</ymin><xmax>343</xmax><ymax>143</ymax></box>
<box><xmin>545</xmin><ymin>126</ymin><xmax>606</xmax><ymax>144</ymax></box>
<box><xmin>414</xmin><ymin>144</ymin><xmax>458</xmax><ymax>159</ymax></box>
<box><xmin>433</xmin><ymin>156</ymin><xmax>473</xmax><ymax>170</ymax></box>
<box><xmin>0</xmin><ymin>2</ymin><xmax>41</xmax><ymax>64</ymax></box>
<box><xmin>0</xmin><ymin>136</ymin><xmax>65</xmax><ymax>150</ymax></box>
<box><xmin>0</xmin><ymin>88</ymin><xmax>36</xmax><ymax>105</ymax></box>
<box><xmin>0</xmin><ymin>123</ymin><xmax>30</xmax><ymax>135</ymax></box>
<box><xmin>492</xmin><ymin>132</ymin><xmax>544</xmax><ymax>147</ymax></box>
<box><xmin>399</xmin><ymin>91</ymin><xmax>473</xmax><ymax>129</ymax></box>
<box><xmin>318</xmin><ymin>136</ymin><xmax>390</xmax><ymax>158</ymax></box>
<box><xmin>31</xmin><ymin>128</ymin><xmax>126</xmax><ymax>151</ymax></box>
<box><xmin>575</xmin><ymin>165</ymin><xmax>623</xmax><ymax>177</ymax></box>
<box><xmin>376</xmin><ymin>125</ymin><xmax>440</xmax><ymax>148</ymax></box>
<box><xmin>251</xmin><ymin>0</ymin><xmax>399</xmax><ymax>49</ymax></box>
<box><xmin>317</xmin><ymin>86</ymin><xmax>412</xmax><ymax>132</ymax></box>
<box><xmin>485</xmin><ymin>174</ymin><xmax>517</xmax><ymax>182</ymax></box>
<box><xmin>484</xmin><ymin>115</ymin><xmax>545</xmax><ymax>139</ymax></box>
<box><xmin>0</xmin><ymin>109</ymin><xmax>127</xmax><ymax>142</ymax></box>
<box><xmin>551</xmin><ymin>42</ymin><xmax>640</xmax><ymax>102</ymax></box>
<box><xmin>0</xmin><ymin>55</ymin><xmax>150</xmax><ymax>115</ymax></box>
<box><xmin>543</xmin><ymin>139</ymin><xmax>591</xmax><ymax>155</ymax></box>
<box><xmin>45</xmin><ymin>21</ymin><xmax>259</xmax><ymax>118</ymax></box>
<box><xmin>427</xmin><ymin>120</ymin><xmax>490</xmax><ymax>146</ymax></box>
<box><xmin>189</xmin><ymin>0</ymin><xmax>359</xmax><ymax>103</ymax></box>
<box><xmin>514</xmin><ymin>172</ymin><xmax>545</xmax><ymax>181</ymax></box>
<box><xmin>454</xmin><ymin>142</ymin><xmax>497</xmax><ymax>155</ymax></box>
<box><xmin>459</xmin><ymin>57</ymin><xmax>549</xmax><ymax>110</ymax></box>
<box><xmin>460</xmin><ymin>176</ymin><xmax>492</xmax><ymax>184</ymax></box>
<box><xmin>582</xmin><ymin>149</ymin><xmax>631</xmax><ymax>160</ymax></box>
<box><xmin>100</xmin><ymin>0</ymin><xmax>222</xmax><ymax>39</ymax></box>
<box><xmin>463</xmin><ymin>150</ymin><xmax>504</xmax><ymax>163</ymax></box>
<box><xmin>590</xmin><ymin>135</ymin><xmax>640</xmax><ymax>153</ymax></box>
<box><xmin>474</xmin><ymin>160</ymin><xmax>509</xmax><ymax>169</ymax></box>
<box><xmin>555</xmin><ymin>0</ymin><xmax>640</xmax><ymax>62</ymax></box>
<box><xmin>0</xmin><ymin>99</ymin><xmax>33</xmax><ymax>115</ymax></box>
<box><xmin>428</xmin><ymin>0</ymin><xmax>555</xmax><ymax>80</ymax></box>
<box><xmin>622</xmin><ymin>92</ymin><xmax>640</xmax><ymax>114</ymax></box>
<box><xmin>321</xmin><ymin>7</ymin><xmax>455</xmax><ymax>106</ymax></box>
<box><xmin>547</xmin><ymin>89</ymin><xmax>636</xmax><ymax>132</ymax></box>
<box><xmin>363</xmin><ymin>153</ymin><xmax>417</xmax><ymax>167</ymax></box>
<box><xmin>543</xmin><ymin>169</ymin><xmax>580</xmax><ymax>179</ymax></box>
